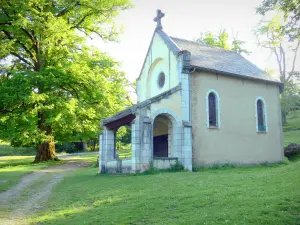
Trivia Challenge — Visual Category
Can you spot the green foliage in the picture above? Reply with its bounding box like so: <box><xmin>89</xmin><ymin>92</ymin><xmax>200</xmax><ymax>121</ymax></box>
<box><xmin>256</xmin><ymin>0</ymin><xmax>300</xmax><ymax>40</ymax></box>
<box><xmin>288</xmin><ymin>153</ymin><xmax>300</xmax><ymax>161</ymax></box>
<box><xmin>255</xmin><ymin>10</ymin><xmax>300</xmax><ymax>124</ymax></box>
<box><xmin>115</xmin><ymin>126</ymin><xmax>131</xmax><ymax>157</ymax></box>
<box><xmin>254</xmin><ymin>12</ymin><xmax>299</xmax><ymax>84</ymax></box>
<box><xmin>117</xmin><ymin>148</ymin><xmax>131</xmax><ymax>159</ymax></box>
<box><xmin>282</xmin><ymin>156</ymin><xmax>291</xmax><ymax>165</ymax></box>
<box><xmin>55</xmin><ymin>143</ymin><xmax>77</xmax><ymax>153</ymax></box>
<box><xmin>116</xmin><ymin>126</ymin><xmax>131</xmax><ymax>146</ymax></box>
<box><xmin>283</xmin><ymin>110</ymin><xmax>300</xmax><ymax>145</ymax></box>
<box><xmin>85</xmin><ymin>138</ymin><xmax>99</xmax><ymax>151</ymax></box>
<box><xmin>0</xmin><ymin>0</ymin><xmax>133</xmax><ymax>149</ymax></box>
<box><xmin>169</xmin><ymin>160</ymin><xmax>184</xmax><ymax>172</ymax></box>
<box><xmin>196</xmin><ymin>29</ymin><xmax>250</xmax><ymax>54</ymax></box>
<box><xmin>281</xmin><ymin>81</ymin><xmax>300</xmax><ymax>117</ymax></box>
<box><xmin>0</xmin><ymin>144</ymin><xmax>36</xmax><ymax>156</ymax></box>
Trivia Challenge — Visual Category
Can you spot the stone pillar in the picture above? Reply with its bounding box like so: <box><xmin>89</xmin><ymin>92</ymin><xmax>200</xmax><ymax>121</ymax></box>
<box><xmin>180</xmin><ymin>51</ymin><xmax>191</xmax><ymax>121</ymax></box>
<box><xmin>131</xmin><ymin>116</ymin><xmax>141</xmax><ymax>172</ymax></box>
<box><xmin>182</xmin><ymin>121</ymin><xmax>192</xmax><ymax>171</ymax></box>
<box><xmin>99</xmin><ymin>127</ymin><xmax>115</xmax><ymax>173</ymax></box>
<box><xmin>131</xmin><ymin>116</ymin><xmax>152</xmax><ymax>173</ymax></box>
<box><xmin>140</xmin><ymin>117</ymin><xmax>152</xmax><ymax>170</ymax></box>
<box><xmin>99</xmin><ymin>132</ymin><xmax>103</xmax><ymax>173</ymax></box>
<box><xmin>172</xmin><ymin>121</ymin><xmax>183</xmax><ymax>160</ymax></box>
<box><xmin>180</xmin><ymin>50</ymin><xmax>192</xmax><ymax>171</ymax></box>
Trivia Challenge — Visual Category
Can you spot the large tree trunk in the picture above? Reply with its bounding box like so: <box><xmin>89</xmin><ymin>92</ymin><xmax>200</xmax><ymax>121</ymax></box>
<box><xmin>34</xmin><ymin>137</ymin><xmax>58</xmax><ymax>162</ymax></box>
<box><xmin>282</xmin><ymin>109</ymin><xmax>287</xmax><ymax>125</ymax></box>
<box><xmin>280</xmin><ymin>90</ymin><xmax>287</xmax><ymax>125</ymax></box>
<box><xmin>34</xmin><ymin>112</ymin><xmax>59</xmax><ymax>162</ymax></box>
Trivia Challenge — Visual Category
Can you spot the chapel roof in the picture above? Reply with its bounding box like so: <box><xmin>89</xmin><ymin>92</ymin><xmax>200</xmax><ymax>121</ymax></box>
<box><xmin>168</xmin><ymin>36</ymin><xmax>280</xmax><ymax>83</ymax></box>
<box><xmin>138</xmin><ymin>9</ymin><xmax>280</xmax><ymax>84</ymax></box>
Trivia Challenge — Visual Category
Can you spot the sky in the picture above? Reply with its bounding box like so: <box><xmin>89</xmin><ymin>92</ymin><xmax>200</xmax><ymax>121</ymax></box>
<box><xmin>91</xmin><ymin>0</ymin><xmax>281</xmax><ymax>82</ymax></box>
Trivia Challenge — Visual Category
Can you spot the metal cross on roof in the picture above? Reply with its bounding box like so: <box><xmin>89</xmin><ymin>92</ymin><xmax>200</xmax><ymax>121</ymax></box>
<box><xmin>153</xmin><ymin>9</ymin><xmax>165</xmax><ymax>30</ymax></box>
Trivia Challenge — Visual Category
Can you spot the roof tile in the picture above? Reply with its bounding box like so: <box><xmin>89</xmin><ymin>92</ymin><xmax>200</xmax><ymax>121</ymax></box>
<box><xmin>170</xmin><ymin>36</ymin><xmax>280</xmax><ymax>83</ymax></box>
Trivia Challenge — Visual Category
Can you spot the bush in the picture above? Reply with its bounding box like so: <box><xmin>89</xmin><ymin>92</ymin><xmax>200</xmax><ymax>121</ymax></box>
<box><xmin>284</xmin><ymin>143</ymin><xmax>300</xmax><ymax>159</ymax></box>
<box><xmin>169</xmin><ymin>160</ymin><xmax>185</xmax><ymax>172</ymax></box>
<box><xmin>55</xmin><ymin>143</ymin><xmax>77</xmax><ymax>153</ymax></box>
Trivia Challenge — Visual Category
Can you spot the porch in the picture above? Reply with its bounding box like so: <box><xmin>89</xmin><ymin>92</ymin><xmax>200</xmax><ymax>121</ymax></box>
<box><xmin>99</xmin><ymin>85</ymin><xmax>193</xmax><ymax>173</ymax></box>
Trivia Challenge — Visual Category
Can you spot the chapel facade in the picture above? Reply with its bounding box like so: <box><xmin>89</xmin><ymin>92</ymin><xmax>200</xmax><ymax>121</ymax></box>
<box><xmin>99</xmin><ymin>10</ymin><xmax>283</xmax><ymax>173</ymax></box>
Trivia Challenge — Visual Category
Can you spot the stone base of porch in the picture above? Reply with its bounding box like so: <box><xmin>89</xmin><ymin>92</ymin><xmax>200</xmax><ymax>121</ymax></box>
<box><xmin>104</xmin><ymin>159</ymin><xmax>132</xmax><ymax>173</ymax></box>
<box><xmin>153</xmin><ymin>157</ymin><xmax>178</xmax><ymax>169</ymax></box>
<box><xmin>101</xmin><ymin>157</ymin><xmax>181</xmax><ymax>173</ymax></box>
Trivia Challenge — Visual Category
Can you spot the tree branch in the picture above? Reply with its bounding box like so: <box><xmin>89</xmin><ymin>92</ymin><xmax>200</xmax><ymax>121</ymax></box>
<box><xmin>70</xmin><ymin>11</ymin><xmax>95</xmax><ymax>29</ymax></box>
<box><xmin>21</xmin><ymin>28</ymin><xmax>36</xmax><ymax>44</ymax></box>
<box><xmin>11</xmin><ymin>52</ymin><xmax>33</xmax><ymax>66</ymax></box>
<box><xmin>2</xmin><ymin>30</ymin><xmax>37</xmax><ymax>63</ymax></box>
<box><xmin>77</xmin><ymin>27</ymin><xmax>104</xmax><ymax>39</ymax></box>
<box><xmin>288</xmin><ymin>40</ymin><xmax>300</xmax><ymax>81</ymax></box>
<box><xmin>56</xmin><ymin>2</ymin><xmax>80</xmax><ymax>17</ymax></box>
<box><xmin>280</xmin><ymin>43</ymin><xmax>287</xmax><ymax>80</ymax></box>
<box><xmin>273</xmin><ymin>47</ymin><xmax>283</xmax><ymax>80</ymax></box>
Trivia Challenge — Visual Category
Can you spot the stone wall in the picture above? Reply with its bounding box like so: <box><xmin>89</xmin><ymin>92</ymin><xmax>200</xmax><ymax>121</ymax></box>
<box><xmin>153</xmin><ymin>157</ymin><xmax>178</xmax><ymax>169</ymax></box>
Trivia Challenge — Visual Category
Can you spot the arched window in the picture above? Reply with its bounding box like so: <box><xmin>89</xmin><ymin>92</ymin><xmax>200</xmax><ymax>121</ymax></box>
<box><xmin>206</xmin><ymin>89</ymin><xmax>220</xmax><ymax>128</ymax></box>
<box><xmin>255</xmin><ymin>97</ymin><xmax>267</xmax><ymax>132</ymax></box>
<box><xmin>157</xmin><ymin>72</ymin><xmax>165</xmax><ymax>88</ymax></box>
<box><xmin>209</xmin><ymin>93</ymin><xmax>217</xmax><ymax>126</ymax></box>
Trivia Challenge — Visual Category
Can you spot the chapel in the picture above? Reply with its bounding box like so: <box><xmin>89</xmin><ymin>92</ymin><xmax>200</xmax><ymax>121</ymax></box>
<box><xmin>99</xmin><ymin>10</ymin><xmax>283</xmax><ymax>173</ymax></box>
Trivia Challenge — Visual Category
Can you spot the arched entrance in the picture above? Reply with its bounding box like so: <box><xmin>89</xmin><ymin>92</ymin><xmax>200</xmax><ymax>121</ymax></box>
<box><xmin>153</xmin><ymin>114</ymin><xmax>173</xmax><ymax>157</ymax></box>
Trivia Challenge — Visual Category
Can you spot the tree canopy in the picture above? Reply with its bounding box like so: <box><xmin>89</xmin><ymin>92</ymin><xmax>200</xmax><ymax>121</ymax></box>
<box><xmin>0</xmin><ymin>0</ymin><xmax>132</xmax><ymax>161</ymax></box>
<box><xmin>195</xmin><ymin>29</ymin><xmax>250</xmax><ymax>55</ymax></box>
<box><xmin>255</xmin><ymin>1</ymin><xmax>300</xmax><ymax>123</ymax></box>
<box><xmin>257</xmin><ymin>0</ymin><xmax>300</xmax><ymax>40</ymax></box>
<box><xmin>255</xmin><ymin>14</ymin><xmax>300</xmax><ymax>84</ymax></box>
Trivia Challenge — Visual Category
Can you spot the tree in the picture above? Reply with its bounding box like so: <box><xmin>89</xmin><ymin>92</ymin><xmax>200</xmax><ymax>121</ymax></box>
<box><xmin>257</xmin><ymin>0</ymin><xmax>300</xmax><ymax>41</ymax></box>
<box><xmin>254</xmin><ymin>12</ymin><xmax>300</xmax><ymax>123</ymax></box>
<box><xmin>281</xmin><ymin>81</ymin><xmax>300</xmax><ymax>115</ymax></box>
<box><xmin>116</xmin><ymin>126</ymin><xmax>131</xmax><ymax>151</ymax></box>
<box><xmin>0</xmin><ymin>0</ymin><xmax>132</xmax><ymax>162</ymax></box>
<box><xmin>255</xmin><ymin>14</ymin><xmax>300</xmax><ymax>83</ymax></box>
<box><xmin>195</xmin><ymin>29</ymin><xmax>250</xmax><ymax>55</ymax></box>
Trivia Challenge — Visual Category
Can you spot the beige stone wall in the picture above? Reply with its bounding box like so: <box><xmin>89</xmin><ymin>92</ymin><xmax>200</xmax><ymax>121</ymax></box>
<box><xmin>150</xmin><ymin>91</ymin><xmax>182</xmax><ymax>118</ymax></box>
<box><xmin>191</xmin><ymin>71</ymin><xmax>283</xmax><ymax>166</ymax></box>
<box><xmin>137</xmin><ymin>33</ymin><xmax>180</xmax><ymax>102</ymax></box>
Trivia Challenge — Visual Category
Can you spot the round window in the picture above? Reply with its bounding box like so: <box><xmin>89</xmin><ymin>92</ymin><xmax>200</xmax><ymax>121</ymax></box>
<box><xmin>158</xmin><ymin>72</ymin><xmax>165</xmax><ymax>88</ymax></box>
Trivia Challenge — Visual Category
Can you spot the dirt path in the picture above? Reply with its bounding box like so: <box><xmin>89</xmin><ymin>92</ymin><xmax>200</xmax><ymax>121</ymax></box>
<box><xmin>0</xmin><ymin>156</ymin><xmax>92</xmax><ymax>225</ymax></box>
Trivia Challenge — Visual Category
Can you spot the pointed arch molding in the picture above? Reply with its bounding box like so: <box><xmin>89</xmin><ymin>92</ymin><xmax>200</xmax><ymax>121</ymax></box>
<box><xmin>205</xmin><ymin>89</ymin><xmax>221</xmax><ymax>129</ymax></box>
<box><xmin>255</xmin><ymin>96</ymin><xmax>268</xmax><ymax>132</ymax></box>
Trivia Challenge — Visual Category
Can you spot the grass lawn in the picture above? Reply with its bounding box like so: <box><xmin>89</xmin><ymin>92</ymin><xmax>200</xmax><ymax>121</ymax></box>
<box><xmin>283</xmin><ymin>110</ymin><xmax>300</xmax><ymax>146</ymax></box>
<box><xmin>59</xmin><ymin>154</ymin><xmax>99</xmax><ymax>165</ymax></box>
<box><xmin>0</xmin><ymin>143</ymin><xmax>36</xmax><ymax>156</ymax></box>
<box><xmin>28</xmin><ymin>159</ymin><xmax>300</xmax><ymax>225</ymax></box>
<box><xmin>0</xmin><ymin>154</ymin><xmax>98</xmax><ymax>193</ymax></box>
<box><xmin>0</xmin><ymin>156</ymin><xmax>63</xmax><ymax>192</ymax></box>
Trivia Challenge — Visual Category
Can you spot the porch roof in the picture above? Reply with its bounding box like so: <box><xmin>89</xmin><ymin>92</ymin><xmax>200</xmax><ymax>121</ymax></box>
<box><xmin>101</xmin><ymin>84</ymin><xmax>181</xmax><ymax>129</ymax></box>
